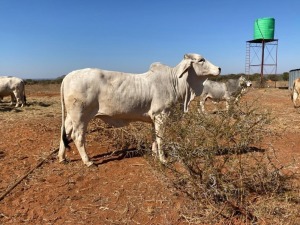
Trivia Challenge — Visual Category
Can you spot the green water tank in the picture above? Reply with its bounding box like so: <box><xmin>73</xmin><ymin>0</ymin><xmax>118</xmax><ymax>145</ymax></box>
<box><xmin>254</xmin><ymin>17</ymin><xmax>275</xmax><ymax>40</ymax></box>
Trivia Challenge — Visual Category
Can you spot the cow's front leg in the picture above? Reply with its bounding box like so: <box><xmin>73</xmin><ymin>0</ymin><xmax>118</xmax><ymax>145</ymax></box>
<box><xmin>225</xmin><ymin>101</ymin><xmax>230</xmax><ymax>111</ymax></box>
<box><xmin>153</xmin><ymin>114</ymin><xmax>167</xmax><ymax>163</ymax></box>
<box><xmin>151</xmin><ymin>124</ymin><xmax>158</xmax><ymax>156</ymax></box>
<box><xmin>199</xmin><ymin>97</ymin><xmax>207</xmax><ymax>113</ymax></box>
<box><xmin>225</xmin><ymin>96</ymin><xmax>234</xmax><ymax>111</ymax></box>
<box><xmin>293</xmin><ymin>91</ymin><xmax>299</xmax><ymax>108</ymax></box>
<box><xmin>152</xmin><ymin>141</ymin><xmax>158</xmax><ymax>156</ymax></box>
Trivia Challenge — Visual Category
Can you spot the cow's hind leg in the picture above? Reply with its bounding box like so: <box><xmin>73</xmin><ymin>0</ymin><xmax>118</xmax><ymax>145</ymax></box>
<box><xmin>12</xmin><ymin>89</ymin><xmax>22</xmax><ymax>107</ymax></box>
<box><xmin>71</xmin><ymin>121</ymin><xmax>94</xmax><ymax>167</ymax></box>
<box><xmin>70</xmin><ymin>106</ymin><xmax>98</xmax><ymax>167</ymax></box>
<box><xmin>59</xmin><ymin>110</ymin><xmax>95</xmax><ymax>166</ymax></box>
<box><xmin>58</xmin><ymin>115</ymin><xmax>73</xmax><ymax>163</ymax></box>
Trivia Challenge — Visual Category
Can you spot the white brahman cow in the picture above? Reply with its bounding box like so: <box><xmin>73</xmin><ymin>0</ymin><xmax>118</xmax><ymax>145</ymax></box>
<box><xmin>291</xmin><ymin>77</ymin><xmax>300</xmax><ymax>108</ymax></box>
<box><xmin>58</xmin><ymin>53</ymin><xmax>221</xmax><ymax>166</ymax></box>
<box><xmin>199</xmin><ymin>76</ymin><xmax>251</xmax><ymax>113</ymax></box>
<box><xmin>0</xmin><ymin>76</ymin><xmax>26</xmax><ymax>107</ymax></box>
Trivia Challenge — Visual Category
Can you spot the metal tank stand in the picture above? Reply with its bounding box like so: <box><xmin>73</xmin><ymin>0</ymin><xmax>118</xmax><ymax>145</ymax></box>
<box><xmin>245</xmin><ymin>39</ymin><xmax>278</xmax><ymax>86</ymax></box>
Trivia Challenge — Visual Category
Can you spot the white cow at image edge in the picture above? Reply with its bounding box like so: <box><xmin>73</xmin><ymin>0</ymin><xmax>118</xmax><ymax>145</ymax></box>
<box><xmin>291</xmin><ymin>77</ymin><xmax>300</xmax><ymax>108</ymax></box>
<box><xmin>58</xmin><ymin>53</ymin><xmax>221</xmax><ymax>167</ymax></box>
<box><xmin>0</xmin><ymin>76</ymin><xmax>26</xmax><ymax>107</ymax></box>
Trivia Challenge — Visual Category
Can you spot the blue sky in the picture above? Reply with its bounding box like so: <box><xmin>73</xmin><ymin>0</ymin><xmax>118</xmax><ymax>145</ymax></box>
<box><xmin>0</xmin><ymin>0</ymin><xmax>299</xmax><ymax>79</ymax></box>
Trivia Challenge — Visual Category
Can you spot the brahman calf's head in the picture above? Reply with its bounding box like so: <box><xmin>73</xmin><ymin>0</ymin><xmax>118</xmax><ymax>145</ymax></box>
<box><xmin>239</xmin><ymin>76</ymin><xmax>252</xmax><ymax>87</ymax></box>
<box><xmin>183</xmin><ymin>53</ymin><xmax>221</xmax><ymax>77</ymax></box>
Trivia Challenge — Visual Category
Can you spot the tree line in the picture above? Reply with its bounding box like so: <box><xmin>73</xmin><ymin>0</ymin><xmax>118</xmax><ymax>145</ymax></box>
<box><xmin>210</xmin><ymin>72</ymin><xmax>289</xmax><ymax>82</ymax></box>
<box><xmin>24</xmin><ymin>72</ymin><xmax>290</xmax><ymax>85</ymax></box>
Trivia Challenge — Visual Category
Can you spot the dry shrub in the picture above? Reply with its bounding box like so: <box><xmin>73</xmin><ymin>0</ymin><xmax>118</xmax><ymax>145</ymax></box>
<box><xmin>159</xmin><ymin>102</ymin><xmax>299</xmax><ymax>224</ymax></box>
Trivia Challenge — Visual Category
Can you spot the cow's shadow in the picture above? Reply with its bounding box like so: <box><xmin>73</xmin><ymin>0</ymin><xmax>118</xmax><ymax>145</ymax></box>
<box><xmin>215</xmin><ymin>146</ymin><xmax>265</xmax><ymax>156</ymax></box>
<box><xmin>91</xmin><ymin>148</ymin><xmax>147</xmax><ymax>166</ymax></box>
<box><xmin>90</xmin><ymin>146</ymin><xmax>264</xmax><ymax>165</ymax></box>
<box><xmin>0</xmin><ymin>101</ymin><xmax>52</xmax><ymax>111</ymax></box>
<box><xmin>62</xmin><ymin>146</ymin><xmax>264</xmax><ymax>167</ymax></box>
<box><xmin>26</xmin><ymin>101</ymin><xmax>52</xmax><ymax>107</ymax></box>
<box><xmin>0</xmin><ymin>151</ymin><xmax>5</xmax><ymax>159</ymax></box>
<box><xmin>0</xmin><ymin>105</ymin><xmax>23</xmax><ymax>112</ymax></box>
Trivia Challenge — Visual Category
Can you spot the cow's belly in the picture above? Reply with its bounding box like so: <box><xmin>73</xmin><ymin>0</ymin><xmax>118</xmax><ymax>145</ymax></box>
<box><xmin>96</xmin><ymin>97</ymin><xmax>152</xmax><ymax>123</ymax></box>
<box><xmin>96</xmin><ymin>112</ymin><xmax>152</xmax><ymax>127</ymax></box>
<box><xmin>0</xmin><ymin>90</ymin><xmax>12</xmax><ymax>97</ymax></box>
<box><xmin>208</xmin><ymin>93</ymin><xmax>227</xmax><ymax>102</ymax></box>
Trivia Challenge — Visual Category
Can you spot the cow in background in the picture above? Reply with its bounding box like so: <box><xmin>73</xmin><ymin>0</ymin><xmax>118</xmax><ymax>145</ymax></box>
<box><xmin>291</xmin><ymin>78</ymin><xmax>300</xmax><ymax>108</ymax></box>
<box><xmin>0</xmin><ymin>76</ymin><xmax>26</xmax><ymax>107</ymax></box>
<box><xmin>58</xmin><ymin>53</ymin><xmax>221</xmax><ymax>167</ymax></box>
<box><xmin>199</xmin><ymin>76</ymin><xmax>252</xmax><ymax>113</ymax></box>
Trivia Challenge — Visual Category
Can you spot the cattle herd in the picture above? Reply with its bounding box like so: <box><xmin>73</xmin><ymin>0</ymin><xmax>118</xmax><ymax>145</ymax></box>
<box><xmin>4</xmin><ymin>53</ymin><xmax>294</xmax><ymax>168</ymax></box>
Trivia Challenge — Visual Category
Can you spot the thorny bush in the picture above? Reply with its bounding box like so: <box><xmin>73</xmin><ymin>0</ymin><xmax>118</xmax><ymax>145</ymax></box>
<box><xmin>159</xmin><ymin>101</ymin><xmax>299</xmax><ymax>224</ymax></box>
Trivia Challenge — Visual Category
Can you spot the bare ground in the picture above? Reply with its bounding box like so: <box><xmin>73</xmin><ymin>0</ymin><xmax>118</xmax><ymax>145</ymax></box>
<box><xmin>0</xmin><ymin>84</ymin><xmax>299</xmax><ymax>224</ymax></box>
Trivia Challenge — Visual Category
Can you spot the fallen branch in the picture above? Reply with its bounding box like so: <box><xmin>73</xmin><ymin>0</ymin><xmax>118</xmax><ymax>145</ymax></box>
<box><xmin>0</xmin><ymin>148</ymin><xmax>59</xmax><ymax>201</ymax></box>
<box><xmin>226</xmin><ymin>200</ymin><xmax>257</xmax><ymax>223</ymax></box>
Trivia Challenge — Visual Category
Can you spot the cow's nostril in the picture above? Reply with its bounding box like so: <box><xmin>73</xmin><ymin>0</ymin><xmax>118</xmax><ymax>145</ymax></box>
<box><xmin>218</xmin><ymin>67</ymin><xmax>221</xmax><ymax>72</ymax></box>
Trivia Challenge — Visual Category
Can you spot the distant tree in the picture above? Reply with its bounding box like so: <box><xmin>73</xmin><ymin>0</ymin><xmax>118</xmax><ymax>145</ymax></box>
<box><xmin>282</xmin><ymin>72</ymin><xmax>289</xmax><ymax>81</ymax></box>
<box><xmin>249</xmin><ymin>73</ymin><xmax>261</xmax><ymax>82</ymax></box>
<box><xmin>267</xmin><ymin>74</ymin><xmax>280</xmax><ymax>88</ymax></box>
<box><xmin>267</xmin><ymin>74</ymin><xmax>279</xmax><ymax>82</ymax></box>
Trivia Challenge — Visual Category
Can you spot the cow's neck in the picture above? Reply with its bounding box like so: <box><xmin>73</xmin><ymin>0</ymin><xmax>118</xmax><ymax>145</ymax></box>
<box><xmin>176</xmin><ymin>71</ymin><xmax>209</xmax><ymax>112</ymax></box>
<box><xmin>172</xmin><ymin>72</ymin><xmax>193</xmax><ymax>112</ymax></box>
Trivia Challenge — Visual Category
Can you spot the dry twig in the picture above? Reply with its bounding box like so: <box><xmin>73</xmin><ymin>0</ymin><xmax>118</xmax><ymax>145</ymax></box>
<box><xmin>0</xmin><ymin>148</ymin><xmax>59</xmax><ymax>201</ymax></box>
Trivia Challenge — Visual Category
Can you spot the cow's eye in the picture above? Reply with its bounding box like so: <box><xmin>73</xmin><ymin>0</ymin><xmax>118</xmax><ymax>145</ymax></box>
<box><xmin>199</xmin><ymin>58</ymin><xmax>205</xmax><ymax>63</ymax></box>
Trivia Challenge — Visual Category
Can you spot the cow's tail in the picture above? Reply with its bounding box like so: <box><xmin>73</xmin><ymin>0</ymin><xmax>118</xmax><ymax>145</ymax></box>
<box><xmin>60</xmin><ymin>80</ymin><xmax>71</xmax><ymax>149</ymax></box>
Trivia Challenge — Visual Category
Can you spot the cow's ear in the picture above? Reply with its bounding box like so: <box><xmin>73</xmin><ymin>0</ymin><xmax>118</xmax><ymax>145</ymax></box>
<box><xmin>177</xmin><ymin>58</ymin><xmax>193</xmax><ymax>78</ymax></box>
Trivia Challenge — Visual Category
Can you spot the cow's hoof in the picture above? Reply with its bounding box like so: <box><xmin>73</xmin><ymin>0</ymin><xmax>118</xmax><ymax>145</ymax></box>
<box><xmin>159</xmin><ymin>157</ymin><xmax>168</xmax><ymax>164</ymax></box>
<box><xmin>85</xmin><ymin>161</ymin><xmax>95</xmax><ymax>167</ymax></box>
<box><xmin>59</xmin><ymin>159</ymin><xmax>69</xmax><ymax>164</ymax></box>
